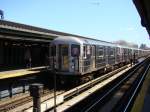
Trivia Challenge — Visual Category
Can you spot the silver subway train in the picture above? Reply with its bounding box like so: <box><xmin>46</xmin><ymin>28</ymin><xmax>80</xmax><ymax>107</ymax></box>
<box><xmin>49</xmin><ymin>36</ymin><xmax>150</xmax><ymax>77</ymax></box>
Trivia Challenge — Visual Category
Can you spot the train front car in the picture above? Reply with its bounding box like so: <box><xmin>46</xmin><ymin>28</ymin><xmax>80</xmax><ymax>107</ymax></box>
<box><xmin>49</xmin><ymin>36</ymin><xmax>82</xmax><ymax>76</ymax></box>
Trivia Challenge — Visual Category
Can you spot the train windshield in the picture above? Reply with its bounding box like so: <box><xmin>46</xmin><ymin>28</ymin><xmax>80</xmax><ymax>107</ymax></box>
<box><xmin>71</xmin><ymin>44</ymin><xmax>80</xmax><ymax>57</ymax></box>
<box><xmin>58</xmin><ymin>44</ymin><xmax>69</xmax><ymax>71</ymax></box>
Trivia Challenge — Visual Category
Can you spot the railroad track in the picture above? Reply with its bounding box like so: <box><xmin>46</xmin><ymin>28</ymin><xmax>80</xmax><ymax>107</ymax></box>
<box><xmin>113</xmin><ymin>60</ymin><xmax>150</xmax><ymax>112</ymax></box>
<box><xmin>24</xmin><ymin>64</ymin><xmax>130</xmax><ymax>112</ymax></box>
<box><xmin>0</xmin><ymin>95</ymin><xmax>32</xmax><ymax>112</ymax></box>
<box><xmin>0</xmin><ymin>89</ymin><xmax>60</xmax><ymax>112</ymax></box>
<box><xmin>38</xmin><ymin>65</ymin><xmax>129</xmax><ymax>112</ymax></box>
<box><xmin>0</xmin><ymin>62</ymin><xmax>140</xmax><ymax>112</ymax></box>
<box><xmin>62</xmin><ymin>57</ymin><xmax>150</xmax><ymax>112</ymax></box>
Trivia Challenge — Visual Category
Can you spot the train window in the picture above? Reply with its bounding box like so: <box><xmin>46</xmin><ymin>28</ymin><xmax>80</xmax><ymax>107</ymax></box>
<box><xmin>97</xmin><ymin>46</ymin><xmax>104</xmax><ymax>57</ymax></box>
<box><xmin>83</xmin><ymin>45</ymin><xmax>92</xmax><ymax>58</ymax></box>
<box><xmin>124</xmin><ymin>48</ymin><xmax>128</xmax><ymax>54</ymax></box>
<box><xmin>117</xmin><ymin>47</ymin><xmax>120</xmax><ymax>55</ymax></box>
<box><xmin>61</xmin><ymin>45</ymin><xmax>68</xmax><ymax>56</ymax></box>
<box><xmin>71</xmin><ymin>44</ymin><xmax>80</xmax><ymax>57</ymax></box>
<box><xmin>87</xmin><ymin>45</ymin><xmax>91</xmax><ymax>55</ymax></box>
<box><xmin>83</xmin><ymin>45</ymin><xmax>87</xmax><ymax>58</ymax></box>
<box><xmin>109</xmin><ymin>47</ymin><xmax>114</xmax><ymax>56</ymax></box>
<box><xmin>51</xmin><ymin>45</ymin><xmax>56</xmax><ymax>56</ymax></box>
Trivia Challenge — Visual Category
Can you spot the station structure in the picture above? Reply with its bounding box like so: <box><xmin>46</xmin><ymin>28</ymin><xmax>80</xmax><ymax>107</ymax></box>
<box><xmin>133</xmin><ymin>0</ymin><xmax>150</xmax><ymax>36</ymax></box>
<box><xmin>0</xmin><ymin>2</ymin><xmax>150</xmax><ymax>111</ymax></box>
<box><xmin>0</xmin><ymin>20</ymin><xmax>89</xmax><ymax>79</ymax></box>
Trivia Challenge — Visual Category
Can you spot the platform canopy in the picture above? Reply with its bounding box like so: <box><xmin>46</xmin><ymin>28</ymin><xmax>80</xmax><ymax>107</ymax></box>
<box><xmin>133</xmin><ymin>0</ymin><xmax>150</xmax><ymax>36</ymax></box>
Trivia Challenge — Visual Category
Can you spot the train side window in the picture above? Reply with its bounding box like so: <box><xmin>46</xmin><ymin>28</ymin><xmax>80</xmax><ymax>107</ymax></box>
<box><xmin>83</xmin><ymin>45</ymin><xmax>92</xmax><ymax>58</ymax></box>
<box><xmin>109</xmin><ymin>47</ymin><xmax>114</xmax><ymax>56</ymax></box>
<box><xmin>83</xmin><ymin>45</ymin><xmax>87</xmax><ymax>58</ymax></box>
<box><xmin>117</xmin><ymin>47</ymin><xmax>120</xmax><ymax>55</ymax></box>
<box><xmin>71</xmin><ymin>44</ymin><xmax>80</xmax><ymax>57</ymax></box>
<box><xmin>97</xmin><ymin>46</ymin><xmax>104</xmax><ymax>57</ymax></box>
<box><xmin>124</xmin><ymin>48</ymin><xmax>127</xmax><ymax>55</ymax></box>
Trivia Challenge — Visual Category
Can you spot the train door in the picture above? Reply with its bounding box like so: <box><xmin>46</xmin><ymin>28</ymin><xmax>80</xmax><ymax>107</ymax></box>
<box><xmin>59</xmin><ymin>44</ymin><xmax>69</xmax><ymax>71</ymax></box>
<box><xmin>116</xmin><ymin>47</ymin><xmax>120</xmax><ymax>63</ymax></box>
<box><xmin>105</xmin><ymin>46</ymin><xmax>109</xmax><ymax>65</ymax></box>
<box><xmin>71</xmin><ymin>44</ymin><xmax>80</xmax><ymax>72</ymax></box>
<box><xmin>122</xmin><ymin>48</ymin><xmax>125</xmax><ymax>62</ymax></box>
<box><xmin>92</xmin><ymin>45</ymin><xmax>96</xmax><ymax>69</ymax></box>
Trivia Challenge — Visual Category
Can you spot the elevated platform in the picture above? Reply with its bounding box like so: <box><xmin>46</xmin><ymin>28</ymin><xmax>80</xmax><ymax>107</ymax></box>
<box><xmin>0</xmin><ymin>66</ymin><xmax>48</xmax><ymax>80</ymax></box>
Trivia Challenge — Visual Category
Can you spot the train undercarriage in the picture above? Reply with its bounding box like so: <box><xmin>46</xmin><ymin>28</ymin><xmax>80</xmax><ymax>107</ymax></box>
<box><xmin>53</xmin><ymin>61</ymin><xmax>132</xmax><ymax>86</ymax></box>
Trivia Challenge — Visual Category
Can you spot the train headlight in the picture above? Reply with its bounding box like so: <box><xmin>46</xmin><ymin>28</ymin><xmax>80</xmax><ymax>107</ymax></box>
<box><xmin>71</xmin><ymin>65</ymin><xmax>74</xmax><ymax>69</ymax></box>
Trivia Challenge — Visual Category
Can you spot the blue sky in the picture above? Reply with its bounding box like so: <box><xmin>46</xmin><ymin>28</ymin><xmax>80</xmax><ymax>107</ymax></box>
<box><xmin>1</xmin><ymin>0</ymin><xmax>150</xmax><ymax>47</ymax></box>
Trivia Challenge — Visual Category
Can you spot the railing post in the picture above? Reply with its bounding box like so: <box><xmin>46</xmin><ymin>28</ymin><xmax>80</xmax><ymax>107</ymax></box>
<box><xmin>29</xmin><ymin>83</ymin><xmax>43</xmax><ymax>112</ymax></box>
<box><xmin>54</xmin><ymin>70</ymin><xmax>57</xmax><ymax>112</ymax></box>
<box><xmin>9</xmin><ymin>82</ymin><xmax>13</xmax><ymax>98</ymax></box>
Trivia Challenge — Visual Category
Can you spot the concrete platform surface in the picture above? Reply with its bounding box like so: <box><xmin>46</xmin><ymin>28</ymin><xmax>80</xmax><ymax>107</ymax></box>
<box><xmin>0</xmin><ymin>66</ymin><xmax>47</xmax><ymax>79</ymax></box>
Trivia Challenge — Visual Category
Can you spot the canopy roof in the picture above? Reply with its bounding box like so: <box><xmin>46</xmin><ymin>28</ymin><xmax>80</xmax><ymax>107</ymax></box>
<box><xmin>133</xmin><ymin>0</ymin><xmax>150</xmax><ymax>36</ymax></box>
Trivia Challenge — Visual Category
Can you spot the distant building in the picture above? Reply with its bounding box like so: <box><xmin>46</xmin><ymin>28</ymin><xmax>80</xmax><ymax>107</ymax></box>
<box><xmin>139</xmin><ymin>44</ymin><xmax>146</xmax><ymax>49</ymax></box>
<box><xmin>139</xmin><ymin>43</ymin><xmax>150</xmax><ymax>50</ymax></box>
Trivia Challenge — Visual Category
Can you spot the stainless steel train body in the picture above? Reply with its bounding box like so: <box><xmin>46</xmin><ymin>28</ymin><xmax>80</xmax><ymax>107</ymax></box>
<box><xmin>49</xmin><ymin>36</ymin><xmax>150</xmax><ymax>76</ymax></box>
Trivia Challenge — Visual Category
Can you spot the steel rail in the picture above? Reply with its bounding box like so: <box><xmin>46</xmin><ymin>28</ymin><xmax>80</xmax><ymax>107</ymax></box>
<box><xmin>123</xmin><ymin>63</ymin><xmax>150</xmax><ymax>112</ymax></box>
<box><xmin>0</xmin><ymin>64</ymin><xmax>136</xmax><ymax>111</ymax></box>
<box><xmin>0</xmin><ymin>89</ymin><xmax>54</xmax><ymax>111</ymax></box>
<box><xmin>84</xmin><ymin>58</ymin><xmax>148</xmax><ymax>112</ymax></box>
<box><xmin>63</xmin><ymin>65</ymin><xmax>128</xmax><ymax>100</ymax></box>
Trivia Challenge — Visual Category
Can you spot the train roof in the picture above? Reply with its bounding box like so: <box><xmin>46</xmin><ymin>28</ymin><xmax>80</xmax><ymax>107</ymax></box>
<box><xmin>81</xmin><ymin>38</ymin><xmax>116</xmax><ymax>47</ymax></box>
<box><xmin>52</xmin><ymin>36</ymin><xmax>150</xmax><ymax>51</ymax></box>
<box><xmin>52</xmin><ymin>36</ymin><xmax>117</xmax><ymax>47</ymax></box>
<box><xmin>51</xmin><ymin>36</ymin><xmax>83</xmax><ymax>45</ymax></box>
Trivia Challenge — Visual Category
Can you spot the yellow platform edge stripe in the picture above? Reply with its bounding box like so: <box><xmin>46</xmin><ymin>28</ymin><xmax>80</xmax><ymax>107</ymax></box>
<box><xmin>0</xmin><ymin>70</ymin><xmax>42</xmax><ymax>80</ymax></box>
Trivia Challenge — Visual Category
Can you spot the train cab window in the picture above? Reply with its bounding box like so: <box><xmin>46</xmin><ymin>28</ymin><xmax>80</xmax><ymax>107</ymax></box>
<box><xmin>61</xmin><ymin>45</ymin><xmax>68</xmax><ymax>56</ymax></box>
<box><xmin>71</xmin><ymin>44</ymin><xmax>80</xmax><ymax>57</ymax></box>
<box><xmin>50</xmin><ymin>45</ymin><xmax>56</xmax><ymax>56</ymax></box>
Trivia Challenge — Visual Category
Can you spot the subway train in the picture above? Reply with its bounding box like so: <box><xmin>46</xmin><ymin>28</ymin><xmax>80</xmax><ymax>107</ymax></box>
<box><xmin>49</xmin><ymin>36</ymin><xmax>150</xmax><ymax>82</ymax></box>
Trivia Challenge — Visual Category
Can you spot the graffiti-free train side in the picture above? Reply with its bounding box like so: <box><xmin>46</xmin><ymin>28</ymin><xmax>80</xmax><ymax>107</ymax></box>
<box><xmin>49</xmin><ymin>36</ymin><xmax>150</xmax><ymax>82</ymax></box>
